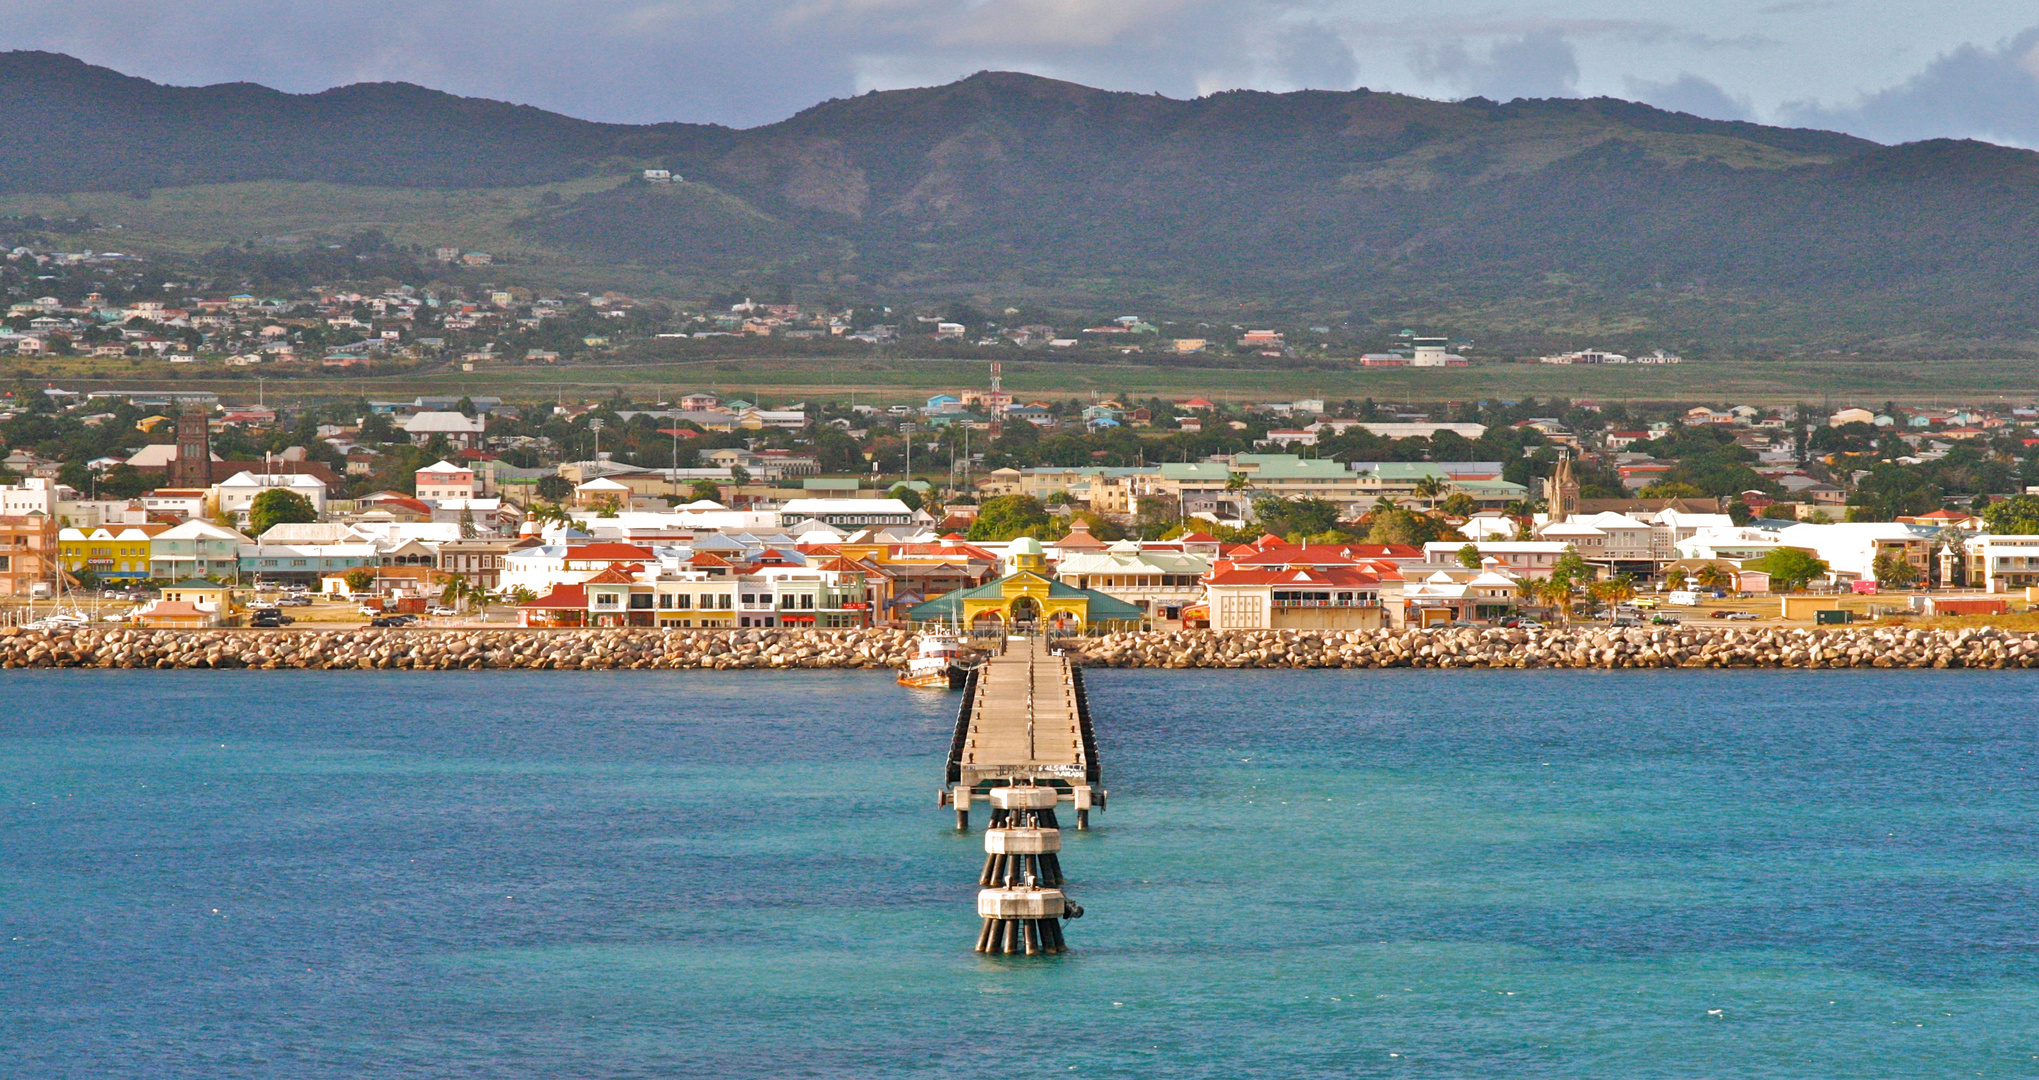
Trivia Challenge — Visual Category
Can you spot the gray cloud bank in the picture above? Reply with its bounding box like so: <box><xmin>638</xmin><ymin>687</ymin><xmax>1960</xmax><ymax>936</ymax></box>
<box><xmin>1784</xmin><ymin>29</ymin><xmax>2039</xmax><ymax>147</ymax></box>
<box><xmin>0</xmin><ymin>1</ymin><xmax>2036</xmax><ymax>148</ymax></box>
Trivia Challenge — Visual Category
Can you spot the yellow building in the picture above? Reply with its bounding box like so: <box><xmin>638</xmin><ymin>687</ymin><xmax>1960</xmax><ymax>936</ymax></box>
<box><xmin>59</xmin><ymin>524</ymin><xmax>170</xmax><ymax>582</ymax></box>
<box><xmin>905</xmin><ymin>538</ymin><xmax>1145</xmax><ymax>631</ymax></box>
<box><xmin>161</xmin><ymin>578</ymin><xmax>238</xmax><ymax>610</ymax></box>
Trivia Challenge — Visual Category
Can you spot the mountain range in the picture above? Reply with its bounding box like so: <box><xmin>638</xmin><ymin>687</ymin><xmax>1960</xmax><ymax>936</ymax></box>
<box><xmin>6</xmin><ymin>50</ymin><xmax>2038</xmax><ymax>353</ymax></box>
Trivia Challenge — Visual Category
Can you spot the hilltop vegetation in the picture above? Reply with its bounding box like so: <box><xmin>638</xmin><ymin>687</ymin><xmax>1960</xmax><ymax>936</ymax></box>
<box><xmin>6</xmin><ymin>54</ymin><xmax>2039</xmax><ymax>353</ymax></box>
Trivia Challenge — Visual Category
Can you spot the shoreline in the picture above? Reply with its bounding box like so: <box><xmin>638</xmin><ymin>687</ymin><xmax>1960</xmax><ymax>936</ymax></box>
<box><xmin>0</xmin><ymin>624</ymin><xmax>2032</xmax><ymax>670</ymax></box>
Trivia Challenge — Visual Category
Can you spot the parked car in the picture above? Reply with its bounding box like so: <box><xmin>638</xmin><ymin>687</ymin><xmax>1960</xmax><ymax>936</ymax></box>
<box><xmin>1515</xmin><ymin>619</ymin><xmax>1546</xmax><ymax>630</ymax></box>
<box><xmin>427</xmin><ymin>606</ymin><xmax>457</xmax><ymax>616</ymax></box>
<box><xmin>1611</xmin><ymin>615</ymin><xmax>1641</xmax><ymax>627</ymax></box>
<box><xmin>249</xmin><ymin>608</ymin><xmax>295</xmax><ymax>628</ymax></box>
<box><xmin>1650</xmin><ymin>613</ymin><xmax>1682</xmax><ymax>625</ymax></box>
<box><xmin>1722</xmin><ymin>610</ymin><xmax>1760</xmax><ymax>621</ymax></box>
<box><xmin>369</xmin><ymin>615</ymin><xmax>404</xmax><ymax>627</ymax></box>
<box><xmin>276</xmin><ymin>595</ymin><xmax>312</xmax><ymax>606</ymax></box>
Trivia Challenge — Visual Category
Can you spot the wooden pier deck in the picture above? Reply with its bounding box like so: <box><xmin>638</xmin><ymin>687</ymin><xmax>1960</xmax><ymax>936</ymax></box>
<box><xmin>942</xmin><ymin>635</ymin><xmax>1103</xmax><ymax>829</ymax></box>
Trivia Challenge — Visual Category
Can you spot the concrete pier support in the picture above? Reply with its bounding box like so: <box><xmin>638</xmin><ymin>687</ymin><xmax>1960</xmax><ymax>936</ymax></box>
<box><xmin>939</xmin><ymin>637</ymin><xmax>1106</xmax><ymax>954</ymax></box>
<box><xmin>975</xmin><ymin>786</ymin><xmax>1081</xmax><ymax>955</ymax></box>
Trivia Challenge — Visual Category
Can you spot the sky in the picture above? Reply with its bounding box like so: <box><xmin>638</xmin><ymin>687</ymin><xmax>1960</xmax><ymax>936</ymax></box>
<box><xmin>3</xmin><ymin>1</ymin><xmax>2038</xmax><ymax>145</ymax></box>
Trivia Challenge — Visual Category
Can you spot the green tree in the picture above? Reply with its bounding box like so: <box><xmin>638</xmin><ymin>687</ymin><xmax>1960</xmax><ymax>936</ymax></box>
<box><xmin>535</xmin><ymin>475</ymin><xmax>573</xmax><ymax>504</ymax></box>
<box><xmin>246</xmin><ymin>488</ymin><xmax>316</xmax><ymax>537</ymax></box>
<box><xmin>1365</xmin><ymin>508</ymin><xmax>1460</xmax><ymax>546</ymax></box>
<box><xmin>1411</xmin><ymin>475</ymin><xmax>1449</xmax><ymax>509</ymax></box>
<box><xmin>967</xmin><ymin>494</ymin><xmax>1052</xmax><ymax>541</ymax></box>
<box><xmin>1437</xmin><ymin>492</ymin><xmax>1479</xmax><ymax>518</ymax></box>
<box><xmin>1872</xmin><ymin>551</ymin><xmax>1921</xmax><ymax>588</ymax></box>
<box><xmin>1982</xmin><ymin>494</ymin><xmax>2039</xmax><ymax>534</ymax></box>
<box><xmin>343</xmin><ymin>567</ymin><xmax>377</xmax><ymax>594</ymax></box>
<box><xmin>686</xmin><ymin>479</ymin><xmax>723</xmax><ymax>503</ymax></box>
<box><xmin>1664</xmin><ymin>566</ymin><xmax>1688</xmax><ymax>590</ymax></box>
<box><xmin>888</xmin><ymin>484</ymin><xmax>924</xmax><ymax>511</ymax></box>
<box><xmin>1455</xmin><ymin>543</ymin><xmax>1483</xmax><ymax>570</ymax></box>
<box><xmin>1751</xmin><ymin>548</ymin><xmax>1828</xmax><ymax>592</ymax></box>
<box><xmin>1252</xmin><ymin>496</ymin><xmax>1343</xmax><ymax>539</ymax></box>
<box><xmin>815</xmin><ymin>429</ymin><xmax>866</xmax><ymax>472</ymax></box>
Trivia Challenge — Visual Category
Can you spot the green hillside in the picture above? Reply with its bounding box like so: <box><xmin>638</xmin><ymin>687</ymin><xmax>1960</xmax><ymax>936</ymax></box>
<box><xmin>6</xmin><ymin>55</ymin><xmax>2039</xmax><ymax>353</ymax></box>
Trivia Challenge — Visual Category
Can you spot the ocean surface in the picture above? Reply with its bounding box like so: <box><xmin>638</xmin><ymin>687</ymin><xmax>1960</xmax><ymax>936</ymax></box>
<box><xmin>4</xmin><ymin>668</ymin><xmax>2039</xmax><ymax>1078</ymax></box>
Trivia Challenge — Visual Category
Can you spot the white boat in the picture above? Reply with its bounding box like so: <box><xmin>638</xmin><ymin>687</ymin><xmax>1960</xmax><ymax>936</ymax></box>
<box><xmin>897</xmin><ymin>629</ymin><xmax>980</xmax><ymax>690</ymax></box>
<box><xmin>25</xmin><ymin>610</ymin><xmax>90</xmax><ymax>631</ymax></box>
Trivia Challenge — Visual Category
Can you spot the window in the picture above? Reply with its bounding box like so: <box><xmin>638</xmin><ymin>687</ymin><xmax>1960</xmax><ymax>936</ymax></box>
<box><xmin>674</xmin><ymin>594</ymin><xmax>691</xmax><ymax>609</ymax></box>
<box><xmin>800</xmin><ymin>595</ymin><xmax>814</xmax><ymax>609</ymax></box>
<box><xmin>628</xmin><ymin>594</ymin><xmax>653</xmax><ymax>610</ymax></box>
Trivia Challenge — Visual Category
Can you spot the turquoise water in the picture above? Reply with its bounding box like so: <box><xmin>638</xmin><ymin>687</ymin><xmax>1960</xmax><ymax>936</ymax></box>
<box><xmin>5</xmin><ymin>669</ymin><xmax>2039</xmax><ymax>1078</ymax></box>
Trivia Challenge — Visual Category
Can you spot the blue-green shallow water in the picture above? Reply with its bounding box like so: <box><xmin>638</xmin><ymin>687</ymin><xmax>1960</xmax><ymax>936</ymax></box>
<box><xmin>4</xmin><ymin>669</ymin><xmax>2039</xmax><ymax>1078</ymax></box>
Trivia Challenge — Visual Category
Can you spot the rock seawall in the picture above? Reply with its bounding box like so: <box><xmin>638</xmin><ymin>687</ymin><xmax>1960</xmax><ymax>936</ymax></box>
<box><xmin>0</xmin><ymin>625</ymin><xmax>2033</xmax><ymax>670</ymax></box>
<box><xmin>1071</xmin><ymin>626</ymin><xmax>2039</xmax><ymax>669</ymax></box>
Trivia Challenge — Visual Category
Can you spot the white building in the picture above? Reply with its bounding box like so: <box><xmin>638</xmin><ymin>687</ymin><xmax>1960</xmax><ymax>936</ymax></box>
<box><xmin>212</xmin><ymin>471</ymin><xmax>328</xmax><ymax>522</ymax></box>
<box><xmin>1674</xmin><ymin>527</ymin><xmax>1787</xmax><ymax>563</ymax></box>
<box><xmin>401</xmin><ymin>411</ymin><xmax>487</xmax><ymax>448</ymax></box>
<box><xmin>1420</xmin><ymin>541</ymin><xmax>1573</xmax><ymax>580</ymax></box>
<box><xmin>1964</xmin><ymin>535</ymin><xmax>2039</xmax><ymax>592</ymax></box>
<box><xmin>0</xmin><ymin>478</ymin><xmax>70</xmax><ymax>517</ymax></box>
<box><xmin>1538</xmin><ymin>512</ymin><xmax>1656</xmax><ymax>562</ymax></box>
<box><xmin>1774</xmin><ymin>522</ymin><xmax>1931</xmax><ymax>583</ymax></box>
<box><xmin>777</xmin><ymin>498</ymin><xmax>917</xmax><ymax>528</ymax></box>
<box><xmin>1054</xmin><ymin>541</ymin><xmax>1212</xmax><ymax>616</ymax></box>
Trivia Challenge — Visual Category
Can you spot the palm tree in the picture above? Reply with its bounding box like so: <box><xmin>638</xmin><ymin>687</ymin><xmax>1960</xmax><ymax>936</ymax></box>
<box><xmin>1664</xmin><ymin>566</ymin><xmax>1688</xmax><ymax>591</ymax></box>
<box><xmin>1694</xmin><ymin>563</ymin><xmax>1728</xmax><ymax>591</ymax></box>
<box><xmin>526</xmin><ymin>503</ymin><xmax>573</xmax><ymax>531</ymax></box>
<box><xmin>1411</xmin><ymin>476</ymin><xmax>1449</xmax><ymax>511</ymax></box>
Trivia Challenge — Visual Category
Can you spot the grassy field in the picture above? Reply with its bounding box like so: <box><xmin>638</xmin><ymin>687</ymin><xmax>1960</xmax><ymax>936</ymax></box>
<box><xmin>16</xmin><ymin>353</ymin><xmax>2039</xmax><ymax>408</ymax></box>
<box><xmin>0</xmin><ymin>178</ymin><xmax>623</xmax><ymax>260</ymax></box>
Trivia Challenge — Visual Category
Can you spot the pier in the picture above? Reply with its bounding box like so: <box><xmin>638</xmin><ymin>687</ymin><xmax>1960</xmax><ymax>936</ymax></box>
<box><xmin>939</xmin><ymin>634</ymin><xmax>1103</xmax><ymax>955</ymax></box>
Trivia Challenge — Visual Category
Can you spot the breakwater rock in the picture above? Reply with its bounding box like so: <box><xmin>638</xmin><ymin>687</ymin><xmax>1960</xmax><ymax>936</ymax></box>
<box><xmin>0</xmin><ymin>626</ymin><xmax>920</xmax><ymax>670</ymax></box>
<box><xmin>1067</xmin><ymin>625</ymin><xmax>2039</xmax><ymax>669</ymax></box>
<box><xmin>0</xmin><ymin>624</ymin><xmax>2033</xmax><ymax>671</ymax></box>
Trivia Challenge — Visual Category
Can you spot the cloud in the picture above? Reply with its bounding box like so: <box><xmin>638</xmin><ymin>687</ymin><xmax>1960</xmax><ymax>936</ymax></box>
<box><xmin>1783</xmin><ymin>27</ymin><xmax>2039</xmax><ymax>146</ymax></box>
<box><xmin>1417</xmin><ymin>29</ymin><xmax>1579</xmax><ymax>101</ymax></box>
<box><xmin>1626</xmin><ymin>74</ymin><xmax>1752</xmax><ymax>122</ymax></box>
<box><xmin>1272</xmin><ymin>22</ymin><xmax>1359</xmax><ymax>90</ymax></box>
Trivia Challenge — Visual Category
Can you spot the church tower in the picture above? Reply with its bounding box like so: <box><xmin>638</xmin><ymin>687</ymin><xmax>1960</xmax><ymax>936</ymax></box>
<box><xmin>169</xmin><ymin>406</ymin><xmax>212</xmax><ymax>489</ymax></box>
<box><xmin>1543</xmin><ymin>451</ymin><xmax>1579</xmax><ymax>520</ymax></box>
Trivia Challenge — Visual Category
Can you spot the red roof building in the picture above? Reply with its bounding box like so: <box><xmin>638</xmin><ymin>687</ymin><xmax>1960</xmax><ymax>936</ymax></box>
<box><xmin>517</xmin><ymin>582</ymin><xmax>589</xmax><ymax>627</ymax></box>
